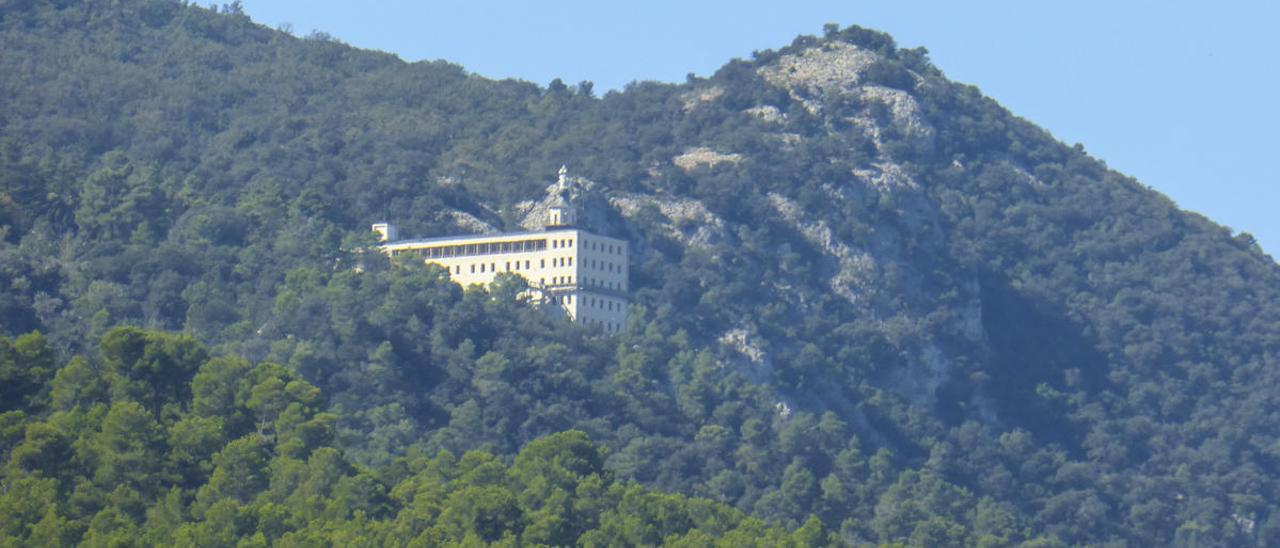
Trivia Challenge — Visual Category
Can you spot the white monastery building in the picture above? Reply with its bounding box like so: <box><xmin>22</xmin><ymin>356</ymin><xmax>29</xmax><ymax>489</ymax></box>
<box><xmin>373</xmin><ymin>167</ymin><xmax>629</xmax><ymax>333</ymax></box>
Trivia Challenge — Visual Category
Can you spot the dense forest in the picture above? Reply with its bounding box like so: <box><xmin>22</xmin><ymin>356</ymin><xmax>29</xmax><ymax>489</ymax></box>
<box><xmin>3</xmin><ymin>0</ymin><xmax>1280</xmax><ymax>545</ymax></box>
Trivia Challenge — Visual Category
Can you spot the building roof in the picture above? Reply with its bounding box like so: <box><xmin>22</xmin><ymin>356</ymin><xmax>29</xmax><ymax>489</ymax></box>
<box><xmin>380</xmin><ymin>227</ymin><xmax>626</xmax><ymax>248</ymax></box>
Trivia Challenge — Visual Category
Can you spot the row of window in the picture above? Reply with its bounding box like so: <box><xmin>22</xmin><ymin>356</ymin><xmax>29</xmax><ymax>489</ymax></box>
<box><xmin>583</xmin><ymin>295</ymin><xmax>622</xmax><ymax>312</ymax></box>
<box><xmin>398</xmin><ymin>238</ymin><xmax>549</xmax><ymax>259</ymax></box>
<box><xmin>587</xmin><ymin>258</ymin><xmax>621</xmax><ymax>273</ymax></box>
<box><xmin>586</xmin><ymin>240</ymin><xmax>624</xmax><ymax>255</ymax></box>
<box><xmin>584</xmin><ymin>277</ymin><xmax>623</xmax><ymax>292</ymax></box>
<box><xmin>390</xmin><ymin>237</ymin><xmax>623</xmax><ymax>261</ymax></box>
<box><xmin>547</xmin><ymin>292</ymin><xmax>623</xmax><ymax>311</ymax></box>
<box><xmin>449</xmin><ymin>256</ymin><xmax>580</xmax><ymax>275</ymax></box>
<box><xmin>585</xmin><ymin>318</ymin><xmax>621</xmax><ymax>333</ymax></box>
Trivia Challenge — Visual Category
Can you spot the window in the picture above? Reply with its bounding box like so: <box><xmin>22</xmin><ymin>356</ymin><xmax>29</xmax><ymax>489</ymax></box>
<box><xmin>540</xmin><ymin>259</ymin><xmax>545</xmax><ymax>268</ymax></box>
<box><xmin>552</xmin><ymin>240</ymin><xmax>558</xmax><ymax>249</ymax></box>
<box><xmin>480</xmin><ymin>263</ymin><xmax>485</xmax><ymax>273</ymax></box>
<box><xmin>454</xmin><ymin>265</ymin><xmax>460</xmax><ymax>274</ymax></box>
<box><xmin>525</xmin><ymin>260</ymin><xmax>530</xmax><ymax>269</ymax></box>
<box><xmin>506</xmin><ymin>261</ymin><xmax>511</xmax><ymax>271</ymax></box>
<box><xmin>470</xmin><ymin>265</ymin><xmax>476</xmax><ymax>273</ymax></box>
<box><xmin>568</xmin><ymin>257</ymin><xmax>573</xmax><ymax>266</ymax></box>
<box><xmin>491</xmin><ymin>263</ymin><xmax>495</xmax><ymax>272</ymax></box>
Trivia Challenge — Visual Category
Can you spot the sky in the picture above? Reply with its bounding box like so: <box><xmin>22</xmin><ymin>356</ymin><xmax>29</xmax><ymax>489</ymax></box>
<box><xmin>239</xmin><ymin>0</ymin><xmax>1280</xmax><ymax>256</ymax></box>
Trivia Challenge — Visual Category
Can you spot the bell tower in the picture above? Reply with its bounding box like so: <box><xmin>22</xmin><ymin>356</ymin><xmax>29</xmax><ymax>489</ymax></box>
<box><xmin>546</xmin><ymin>165</ymin><xmax>577</xmax><ymax>229</ymax></box>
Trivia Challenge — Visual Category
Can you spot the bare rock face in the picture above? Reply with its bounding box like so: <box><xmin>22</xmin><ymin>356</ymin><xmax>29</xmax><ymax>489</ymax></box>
<box><xmin>440</xmin><ymin>208</ymin><xmax>498</xmax><ymax>234</ymax></box>
<box><xmin>743</xmin><ymin>105</ymin><xmax>785</xmax><ymax>124</ymax></box>
<box><xmin>680</xmin><ymin>86</ymin><xmax>725</xmax><ymax>112</ymax></box>
<box><xmin>852</xmin><ymin>85</ymin><xmax>935</xmax><ymax>150</ymax></box>
<box><xmin>757</xmin><ymin>42</ymin><xmax>879</xmax><ymax>97</ymax></box>
<box><xmin>718</xmin><ymin>326</ymin><xmax>773</xmax><ymax>383</ymax></box>
<box><xmin>853</xmin><ymin>161</ymin><xmax>918</xmax><ymax>193</ymax></box>
<box><xmin>609</xmin><ymin>192</ymin><xmax>729</xmax><ymax>251</ymax></box>
<box><xmin>758</xmin><ymin>42</ymin><xmax>934</xmax><ymax>153</ymax></box>
<box><xmin>767</xmin><ymin>192</ymin><xmax>877</xmax><ymax>306</ymax></box>
<box><xmin>672</xmin><ymin>147</ymin><xmax>743</xmax><ymax>172</ymax></box>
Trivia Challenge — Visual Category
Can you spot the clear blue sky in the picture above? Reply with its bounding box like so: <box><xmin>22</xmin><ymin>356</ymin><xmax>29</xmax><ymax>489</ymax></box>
<box><xmin>240</xmin><ymin>0</ymin><xmax>1280</xmax><ymax>256</ymax></box>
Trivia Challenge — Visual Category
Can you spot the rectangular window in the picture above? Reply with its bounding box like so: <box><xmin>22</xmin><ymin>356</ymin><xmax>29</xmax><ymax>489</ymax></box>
<box><xmin>541</xmin><ymin>259</ymin><xmax>545</xmax><ymax>268</ymax></box>
<box><xmin>479</xmin><ymin>264</ymin><xmax>485</xmax><ymax>273</ymax></box>
<box><xmin>568</xmin><ymin>257</ymin><xmax>573</xmax><ymax>266</ymax></box>
<box><xmin>525</xmin><ymin>260</ymin><xmax>530</xmax><ymax>269</ymax></box>
<box><xmin>506</xmin><ymin>262</ymin><xmax>511</xmax><ymax>271</ymax></box>
<box><xmin>491</xmin><ymin>263</ymin><xmax>495</xmax><ymax>272</ymax></box>
<box><xmin>552</xmin><ymin>240</ymin><xmax>558</xmax><ymax>249</ymax></box>
<box><xmin>470</xmin><ymin>265</ymin><xmax>476</xmax><ymax>273</ymax></box>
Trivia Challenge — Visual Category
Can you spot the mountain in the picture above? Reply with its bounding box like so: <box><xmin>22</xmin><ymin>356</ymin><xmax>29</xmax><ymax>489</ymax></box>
<box><xmin>3</xmin><ymin>1</ymin><xmax>1280</xmax><ymax>545</ymax></box>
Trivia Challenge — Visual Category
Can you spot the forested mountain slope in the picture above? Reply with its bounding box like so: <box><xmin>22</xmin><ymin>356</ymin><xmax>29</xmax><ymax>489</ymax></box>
<box><xmin>3</xmin><ymin>1</ymin><xmax>1280</xmax><ymax>545</ymax></box>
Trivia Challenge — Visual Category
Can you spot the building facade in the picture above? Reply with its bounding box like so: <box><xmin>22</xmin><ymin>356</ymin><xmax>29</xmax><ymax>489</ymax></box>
<box><xmin>374</xmin><ymin>167</ymin><xmax>629</xmax><ymax>333</ymax></box>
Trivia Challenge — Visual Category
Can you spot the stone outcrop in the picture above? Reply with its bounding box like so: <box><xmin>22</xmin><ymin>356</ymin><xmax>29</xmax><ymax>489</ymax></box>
<box><xmin>680</xmin><ymin>86</ymin><xmax>724</xmax><ymax>111</ymax></box>
<box><xmin>609</xmin><ymin>192</ymin><xmax>728</xmax><ymax>251</ymax></box>
<box><xmin>441</xmin><ymin>208</ymin><xmax>497</xmax><ymax>234</ymax></box>
<box><xmin>672</xmin><ymin>147</ymin><xmax>743</xmax><ymax>172</ymax></box>
<box><xmin>758</xmin><ymin>42</ymin><xmax>879</xmax><ymax>96</ymax></box>
<box><xmin>743</xmin><ymin>105</ymin><xmax>785</xmax><ymax>124</ymax></box>
<box><xmin>767</xmin><ymin>192</ymin><xmax>877</xmax><ymax>305</ymax></box>
<box><xmin>758</xmin><ymin>42</ymin><xmax>934</xmax><ymax>152</ymax></box>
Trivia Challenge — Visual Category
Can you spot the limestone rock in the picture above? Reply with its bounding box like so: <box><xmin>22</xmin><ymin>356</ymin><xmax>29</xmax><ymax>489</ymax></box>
<box><xmin>744</xmin><ymin>105</ymin><xmax>785</xmax><ymax>124</ymax></box>
<box><xmin>672</xmin><ymin>147</ymin><xmax>743</xmax><ymax>172</ymax></box>
<box><xmin>609</xmin><ymin>192</ymin><xmax>728</xmax><ymax>251</ymax></box>
<box><xmin>680</xmin><ymin>86</ymin><xmax>724</xmax><ymax>112</ymax></box>
<box><xmin>758</xmin><ymin>42</ymin><xmax>879</xmax><ymax>97</ymax></box>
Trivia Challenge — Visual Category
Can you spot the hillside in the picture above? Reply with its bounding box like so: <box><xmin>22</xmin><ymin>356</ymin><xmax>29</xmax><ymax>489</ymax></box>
<box><xmin>3</xmin><ymin>1</ymin><xmax>1280</xmax><ymax>545</ymax></box>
